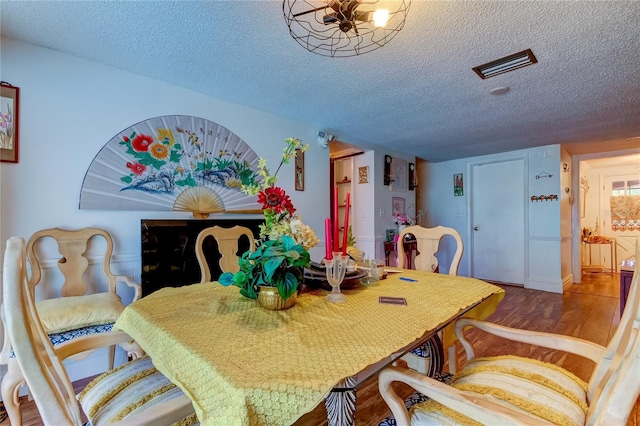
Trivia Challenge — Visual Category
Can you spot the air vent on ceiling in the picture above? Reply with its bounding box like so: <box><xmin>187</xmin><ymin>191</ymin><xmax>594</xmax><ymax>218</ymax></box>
<box><xmin>472</xmin><ymin>49</ymin><xmax>537</xmax><ymax>79</ymax></box>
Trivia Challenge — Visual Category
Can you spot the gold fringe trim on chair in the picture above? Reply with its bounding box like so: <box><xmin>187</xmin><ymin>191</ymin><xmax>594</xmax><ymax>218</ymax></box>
<box><xmin>78</xmin><ymin>355</ymin><xmax>150</xmax><ymax>402</ymax></box>
<box><xmin>110</xmin><ymin>383</ymin><xmax>178</xmax><ymax>422</ymax></box>
<box><xmin>456</xmin><ymin>356</ymin><xmax>588</xmax><ymax>412</ymax></box>
<box><xmin>81</xmin><ymin>357</ymin><xmax>157</xmax><ymax>419</ymax></box>
<box><xmin>172</xmin><ymin>413</ymin><xmax>199</xmax><ymax>426</ymax></box>
<box><xmin>410</xmin><ymin>400</ymin><xmax>482</xmax><ymax>425</ymax></box>
<box><xmin>454</xmin><ymin>382</ymin><xmax>580</xmax><ymax>426</ymax></box>
<box><xmin>461</xmin><ymin>355</ymin><xmax>588</xmax><ymax>390</ymax></box>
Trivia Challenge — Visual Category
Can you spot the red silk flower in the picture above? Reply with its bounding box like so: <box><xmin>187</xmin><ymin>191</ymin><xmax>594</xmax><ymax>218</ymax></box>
<box><xmin>258</xmin><ymin>186</ymin><xmax>296</xmax><ymax>215</ymax></box>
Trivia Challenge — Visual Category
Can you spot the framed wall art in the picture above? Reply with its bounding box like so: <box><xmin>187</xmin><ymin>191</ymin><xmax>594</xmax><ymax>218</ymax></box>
<box><xmin>454</xmin><ymin>173</ymin><xmax>463</xmax><ymax>196</ymax></box>
<box><xmin>0</xmin><ymin>82</ymin><xmax>19</xmax><ymax>163</ymax></box>
<box><xmin>391</xmin><ymin>157</ymin><xmax>407</xmax><ymax>192</ymax></box>
<box><xmin>392</xmin><ymin>197</ymin><xmax>405</xmax><ymax>215</ymax></box>
<box><xmin>295</xmin><ymin>148</ymin><xmax>304</xmax><ymax>191</ymax></box>
<box><xmin>358</xmin><ymin>166</ymin><xmax>369</xmax><ymax>184</ymax></box>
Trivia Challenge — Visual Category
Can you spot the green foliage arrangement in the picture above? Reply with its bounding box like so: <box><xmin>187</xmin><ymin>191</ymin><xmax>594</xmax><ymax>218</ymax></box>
<box><xmin>218</xmin><ymin>235</ymin><xmax>310</xmax><ymax>300</ymax></box>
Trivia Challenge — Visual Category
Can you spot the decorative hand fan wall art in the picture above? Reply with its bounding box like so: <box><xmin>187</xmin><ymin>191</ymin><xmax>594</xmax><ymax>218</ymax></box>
<box><xmin>79</xmin><ymin>115</ymin><xmax>264</xmax><ymax>218</ymax></box>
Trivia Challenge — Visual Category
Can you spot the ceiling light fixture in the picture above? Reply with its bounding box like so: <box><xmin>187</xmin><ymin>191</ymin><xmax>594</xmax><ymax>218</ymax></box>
<box><xmin>283</xmin><ymin>0</ymin><xmax>411</xmax><ymax>58</ymax></box>
<box><xmin>473</xmin><ymin>49</ymin><xmax>538</xmax><ymax>79</ymax></box>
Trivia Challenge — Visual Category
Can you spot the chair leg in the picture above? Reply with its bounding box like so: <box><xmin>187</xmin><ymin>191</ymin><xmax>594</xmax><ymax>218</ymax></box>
<box><xmin>448</xmin><ymin>345</ymin><xmax>457</xmax><ymax>374</ymax></box>
<box><xmin>1</xmin><ymin>361</ymin><xmax>26</xmax><ymax>426</ymax></box>
<box><xmin>108</xmin><ymin>344</ymin><xmax>116</xmax><ymax>369</ymax></box>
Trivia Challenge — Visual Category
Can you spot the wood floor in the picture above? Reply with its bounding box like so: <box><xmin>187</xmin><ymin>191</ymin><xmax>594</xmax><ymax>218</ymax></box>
<box><xmin>3</xmin><ymin>271</ymin><xmax>638</xmax><ymax>425</ymax></box>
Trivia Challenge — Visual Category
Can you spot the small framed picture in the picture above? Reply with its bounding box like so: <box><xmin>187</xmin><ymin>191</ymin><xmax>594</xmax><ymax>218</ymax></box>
<box><xmin>391</xmin><ymin>157</ymin><xmax>407</xmax><ymax>192</ymax></box>
<box><xmin>454</xmin><ymin>173</ymin><xmax>463</xmax><ymax>196</ymax></box>
<box><xmin>386</xmin><ymin>228</ymin><xmax>396</xmax><ymax>242</ymax></box>
<box><xmin>295</xmin><ymin>148</ymin><xmax>304</xmax><ymax>191</ymax></box>
<box><xmin>358</xmin><ymin>166</ymin><xmax>369</xmax><ymax>184</ymax></box>
<box><xmin>1</xmin><ymin>83</ymin><xmax>19</xmax><ymax>163</ymax></box>
<box><xmin>392</xmin><ymin>197</ymin><xmax>405</xmax><ymax>215</ymax></box>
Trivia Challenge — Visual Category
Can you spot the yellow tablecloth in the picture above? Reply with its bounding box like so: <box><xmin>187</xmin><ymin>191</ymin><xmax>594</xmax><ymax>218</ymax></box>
<box><xmin>114</xmin><ymin>271</ymin><xmax>504</xmax><ymax>425</ymax></box>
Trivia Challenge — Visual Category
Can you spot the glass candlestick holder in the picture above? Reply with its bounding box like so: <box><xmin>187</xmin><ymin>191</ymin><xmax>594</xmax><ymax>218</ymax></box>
<box><xmin>325</xmin><ymin>253</ymin><xmax>349</xmax><ymax>303</ymax></box>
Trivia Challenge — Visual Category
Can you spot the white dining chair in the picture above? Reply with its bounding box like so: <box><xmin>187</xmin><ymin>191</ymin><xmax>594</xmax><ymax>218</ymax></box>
<box><xmin>379</xmin><ymin>235</ymin><xmax>640</xmax><ymax>426</ymax></box>
<box><xmin>0</xmin><ymin>227</ymin><xmax>143</xmax><ymax>425</ymax></box>
<box><xmin>1</xmin><ymin>236</ymin><xmax>197</xmax><ymax>426</ymax></box>
<box><xmin>397</xmin><ymin>225</ymin><xmax>463</xmax><ymax>275</ymax></box>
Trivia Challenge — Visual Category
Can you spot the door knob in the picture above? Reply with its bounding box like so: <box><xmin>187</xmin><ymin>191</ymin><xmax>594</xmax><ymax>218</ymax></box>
<box><xmin>474</xmin><ymin>226</ymin><xmax>479</xmax><ymax>231</ymax></box>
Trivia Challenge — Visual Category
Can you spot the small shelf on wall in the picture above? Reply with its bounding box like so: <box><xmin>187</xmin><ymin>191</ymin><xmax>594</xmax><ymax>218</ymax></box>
<box><xmin>336</xmin><ymin>179</ymin><xmax>351</xmax><ymax>184</ymax></box>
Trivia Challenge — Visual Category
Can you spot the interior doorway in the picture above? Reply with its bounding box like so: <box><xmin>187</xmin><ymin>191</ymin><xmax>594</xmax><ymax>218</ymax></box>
<box><xmin>579</xmin><ymin>153</ymin><xmax>640</xmax><ymax>271</ymax></box>
<box><xmin>329</xmin><ymin>141</ymin><xmax>364</xmax><ymax>253</ymax></box>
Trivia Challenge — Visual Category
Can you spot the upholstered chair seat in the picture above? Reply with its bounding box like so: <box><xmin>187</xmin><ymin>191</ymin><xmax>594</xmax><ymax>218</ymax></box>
<box><xmin>411</xmin><ymin>355</ymin><xmax>587</xmax><ymax>426</ymax></box>
<box><xmin>78</xmin><ymin>356</ymin><xmax>197</xmax><ymax>425</ymax></box>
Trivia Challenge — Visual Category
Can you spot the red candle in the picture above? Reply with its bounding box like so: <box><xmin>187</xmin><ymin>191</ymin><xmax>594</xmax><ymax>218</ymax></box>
<box><xmin>333</xmin><ymin>186</ymin><xmax>339</xmax><ymax>252</ymax></box>
<box><xmin>325</xmin><ymin>218</ymin><xmax>333</xmax><ymax>260</ymax></box>
<box><xmin>342</xmin><ymin>193</ymin><xmax>350</xmax><ymax>255</ymax></box>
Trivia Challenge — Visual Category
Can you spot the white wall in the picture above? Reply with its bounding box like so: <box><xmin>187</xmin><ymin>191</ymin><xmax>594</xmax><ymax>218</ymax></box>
<box><xmin>0</xmin><ymin>37</ymin><xmax>330</xmax><ymax>383</ymax></box>
<box><xmin>418</xmin><ymin>144</ymin><xmax>569</xmax><ymax>292</ymax></box>
<box><xmin>0</xmin><ymin>37</ymin><xmax>330</xmax><ymax>270</ymax></box>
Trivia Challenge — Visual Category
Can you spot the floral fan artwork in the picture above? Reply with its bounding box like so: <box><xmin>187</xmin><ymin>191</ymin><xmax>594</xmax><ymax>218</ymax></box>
<box><xmin>79</xmin><ymin>116</ymin><xmax>263</xmax><ymax>217</ymax></box>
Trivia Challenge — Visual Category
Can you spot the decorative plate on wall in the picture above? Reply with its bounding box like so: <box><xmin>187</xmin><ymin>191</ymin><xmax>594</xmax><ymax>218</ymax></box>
<box><xmin>79</xmin><ymin>115</ymin><xmax>263</xmax><ymax>217</ymax></box>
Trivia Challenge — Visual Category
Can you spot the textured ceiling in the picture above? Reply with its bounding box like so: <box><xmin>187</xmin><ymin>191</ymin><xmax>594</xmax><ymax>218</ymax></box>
<box><xmin>2</xmin><ymin>1</ymin><xmax>640</xmax><ymax>162</ymax></box>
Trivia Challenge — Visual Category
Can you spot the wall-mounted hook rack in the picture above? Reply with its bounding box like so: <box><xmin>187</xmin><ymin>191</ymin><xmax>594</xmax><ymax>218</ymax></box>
<box><xmin>535</xmin><ymin>171</ymin><xmax>553</xmax><ymax>180</ymax></box>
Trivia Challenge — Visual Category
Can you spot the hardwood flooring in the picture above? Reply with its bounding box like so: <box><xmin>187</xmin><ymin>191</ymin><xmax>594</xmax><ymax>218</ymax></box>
<box><xmin>3</xmin><ymin>271</ymin><xmax>637</xmax><ymax>425</ymax></box>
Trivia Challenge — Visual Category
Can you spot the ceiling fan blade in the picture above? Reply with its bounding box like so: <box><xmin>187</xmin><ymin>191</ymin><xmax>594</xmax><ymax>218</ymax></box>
<box><xmin>292</xmin><ymin>5</ymin><xmax>330</xmax><ymax>18</ymax></box>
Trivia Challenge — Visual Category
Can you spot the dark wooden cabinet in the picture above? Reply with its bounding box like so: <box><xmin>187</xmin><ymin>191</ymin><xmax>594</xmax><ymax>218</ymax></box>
<box><xmin>620</xmin><ymin>262</ymin><xmax>635</xmax><ymax>317</ymax></box>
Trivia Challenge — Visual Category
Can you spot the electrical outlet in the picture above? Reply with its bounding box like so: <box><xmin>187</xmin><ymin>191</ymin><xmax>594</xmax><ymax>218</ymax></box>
<box><xmin>456</xmin><ymin>209</ymin><xmax>464</xmax><ymax>217</ymax></box>
<box><xmin>379</xmin><ymin>209</ymin><xmax>385</xmax><ymax>217</ymax></box>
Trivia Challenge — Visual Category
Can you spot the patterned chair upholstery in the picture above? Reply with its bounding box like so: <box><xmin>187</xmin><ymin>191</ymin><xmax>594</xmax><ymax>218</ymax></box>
<box><xmin>2</xmin><ymin>237</ymin><xmax>197</xmax><ymax>425</ymax></box>
<box><xmin>379</xmin><ymin>236</ymin><xmax>640</xmax><ymax>426</ymax></box>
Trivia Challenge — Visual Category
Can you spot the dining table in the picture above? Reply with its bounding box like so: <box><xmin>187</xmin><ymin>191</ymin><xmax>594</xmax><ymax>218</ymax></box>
<box><xmin>114</xmin><ymin>269</ymin><xmax>504</xmax><ymax>426</ymax></box>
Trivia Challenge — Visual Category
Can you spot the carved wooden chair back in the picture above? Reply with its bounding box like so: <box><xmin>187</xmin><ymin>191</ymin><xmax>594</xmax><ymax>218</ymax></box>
<box><xmin>2</xmin><ymin>237</ymin><xmax>195</xmax><ymax>426</ymax></box>
<box><xmin>196</xmin><ymin>225</ymin><xmax>255</xmax><ymax>282</ymax></box>
<box><xmin>397</xmin><ymin>225</ymin><xmax>463</xmax><ymax>275</ymax></box>
<box><xmin>26</xmin><ymin>227</ymin><xmax>122</xmax><ymax>296</ymax></box>
<box><xmin>0</xmin><ymin>227</ymin><xmax>141</xmax><ymax>425</ymax></box>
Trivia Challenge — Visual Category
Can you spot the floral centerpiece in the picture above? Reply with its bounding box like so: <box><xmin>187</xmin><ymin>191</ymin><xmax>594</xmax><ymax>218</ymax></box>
<box><xmin>219</xmin><ymin>138</ymin><xmax>319</xmax><ymax>303</ymax></box>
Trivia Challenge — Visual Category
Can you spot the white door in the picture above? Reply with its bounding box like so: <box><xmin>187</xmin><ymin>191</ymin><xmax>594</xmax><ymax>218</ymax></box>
<box><xmin>471</xmin><ymin>159</ymin><xmax>525</xmax><ymax>284</ymax></box>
